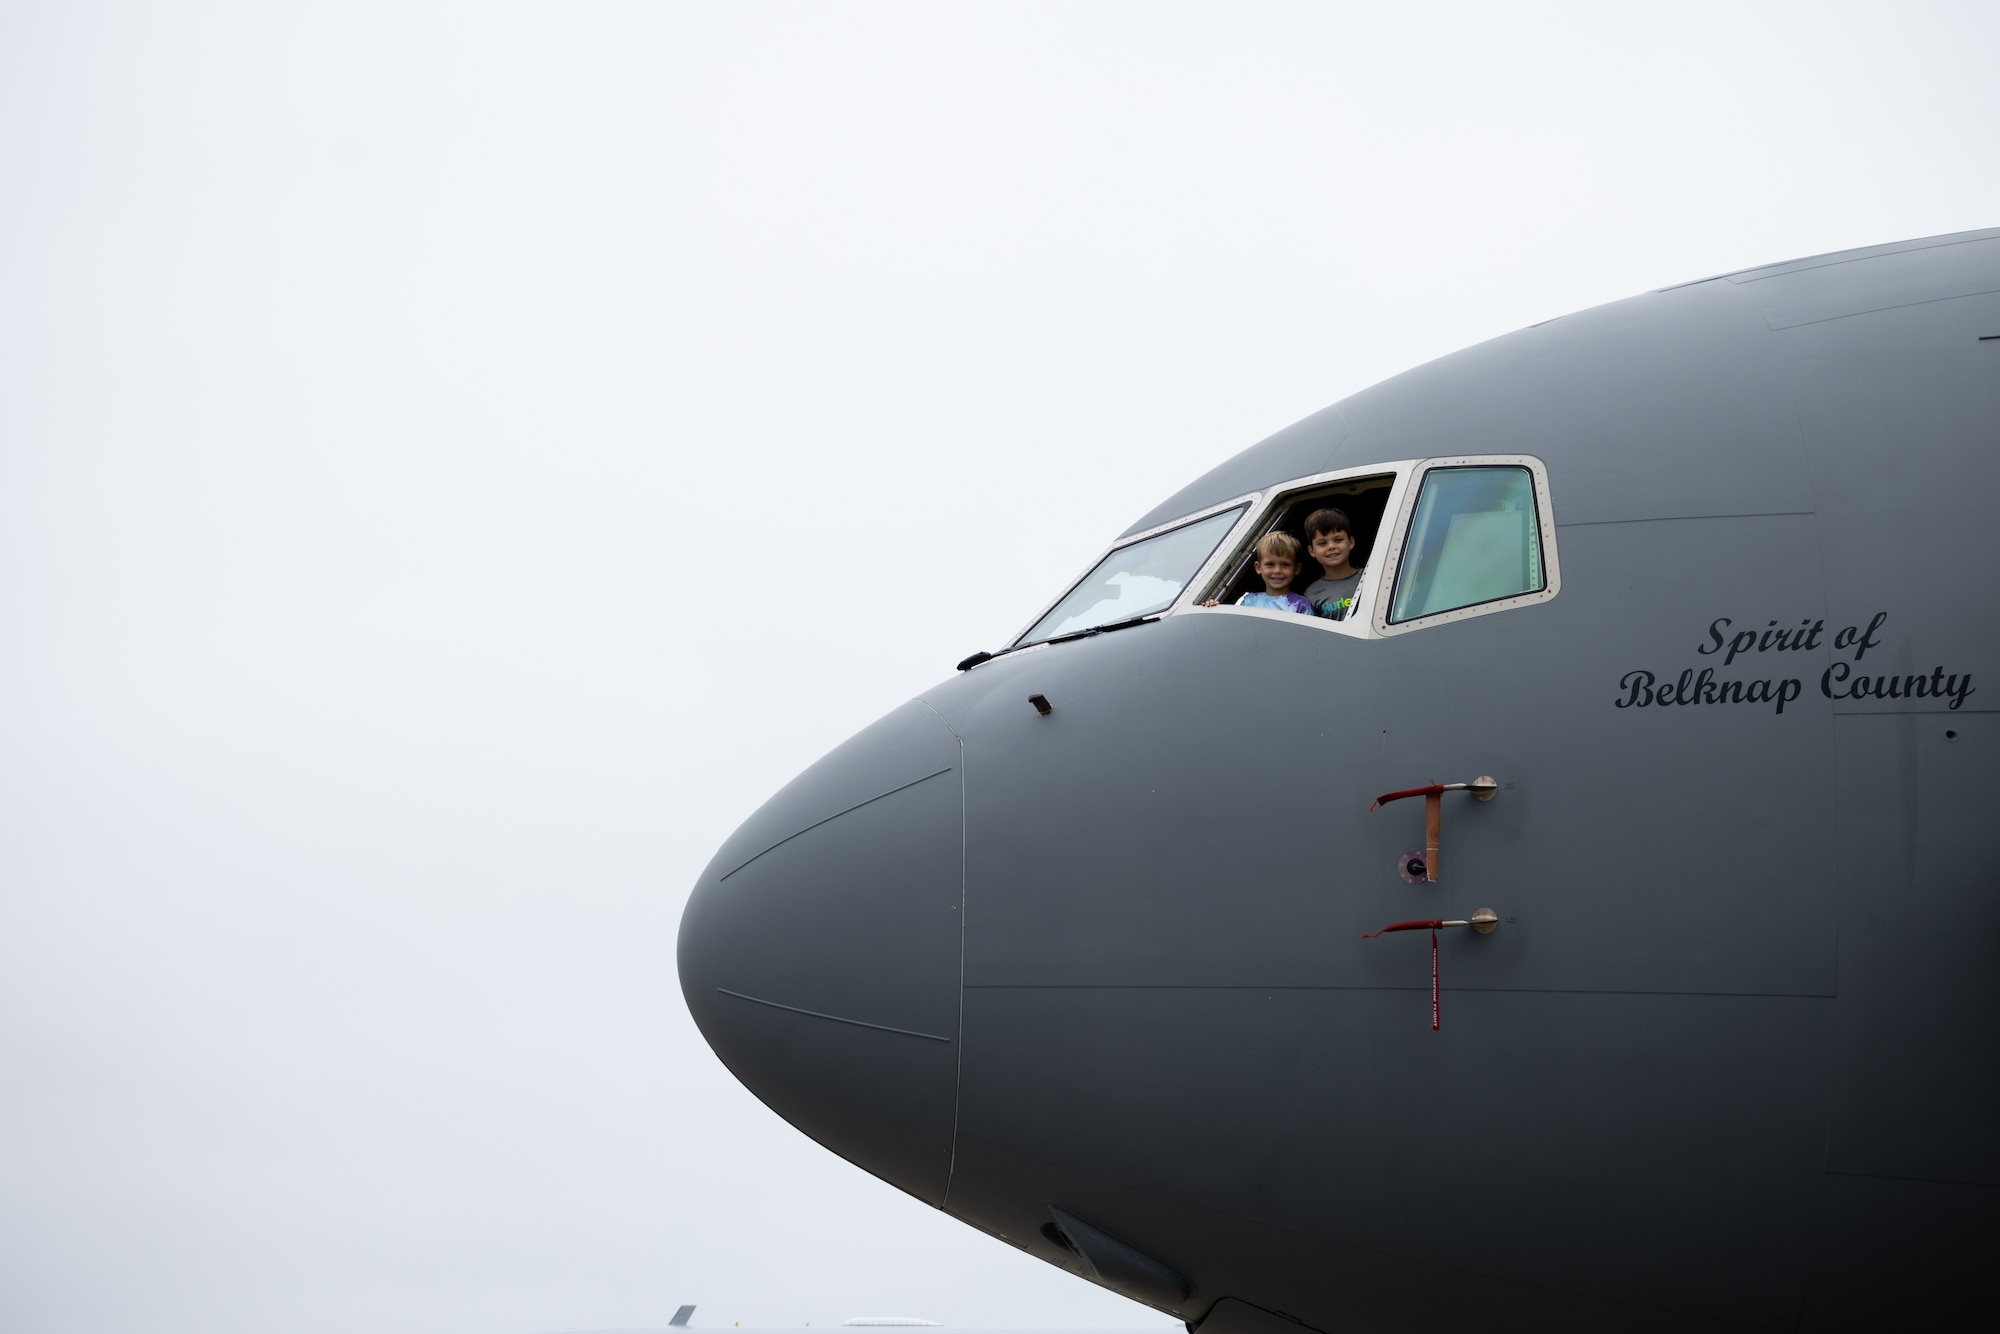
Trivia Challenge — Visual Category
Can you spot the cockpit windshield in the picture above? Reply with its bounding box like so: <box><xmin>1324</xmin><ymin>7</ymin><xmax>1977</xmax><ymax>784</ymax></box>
<box><xmin>1017</xmin><ymin>506</ymin><xmax>1245</xmax><ymax>647</ymax></box>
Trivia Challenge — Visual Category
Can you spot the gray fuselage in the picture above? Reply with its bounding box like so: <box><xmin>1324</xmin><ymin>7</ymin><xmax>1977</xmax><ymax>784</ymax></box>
<box><xmin>679</xmin><ymin>228</ymin><xmax>2000</xmax><ymax>1333</ymax></box>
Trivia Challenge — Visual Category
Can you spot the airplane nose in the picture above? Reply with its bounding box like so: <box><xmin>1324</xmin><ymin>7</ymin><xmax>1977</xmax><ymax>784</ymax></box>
<box><xmin>678</xmin><ymin>701</ymin><xmax>965</xmax><ymax>1205</ymax></box>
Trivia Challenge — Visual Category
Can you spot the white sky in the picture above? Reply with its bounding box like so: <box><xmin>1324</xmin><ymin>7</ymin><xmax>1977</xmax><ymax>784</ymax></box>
<box><xmin>2</xmin><ymin>3</ymin><xmax>1995</xmax><ymax>1332</ymax></box>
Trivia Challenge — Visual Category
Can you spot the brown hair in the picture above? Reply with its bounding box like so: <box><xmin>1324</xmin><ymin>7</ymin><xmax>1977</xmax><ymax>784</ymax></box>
<box><xmin>1304</xmin><ymin>507</ymin><xmax>1352</xmax><ymax>541</ymax></box>
<box><xmin>1254</xmin><ymin>530</ymin><xmax>1301</xmax><ymax>563</ymax></box>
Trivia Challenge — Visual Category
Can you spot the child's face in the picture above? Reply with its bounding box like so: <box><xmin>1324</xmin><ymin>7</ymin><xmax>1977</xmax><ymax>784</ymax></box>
<box><xmin>1310</xmin><ymin>528</ymin><xmax>1355</xmax><ymax>573</ymax></box>
<box><xmin>1255</xmin><ymin>554</ymin><xmax>1298</xmax><ymax>593</ymax></box>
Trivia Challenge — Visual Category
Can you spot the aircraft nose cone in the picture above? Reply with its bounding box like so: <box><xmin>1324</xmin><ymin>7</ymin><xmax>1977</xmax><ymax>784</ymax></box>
<box><xmin>678</xmin><ymin>701</ymin><xmax>964</xmax><ymax>1204</ymax></box>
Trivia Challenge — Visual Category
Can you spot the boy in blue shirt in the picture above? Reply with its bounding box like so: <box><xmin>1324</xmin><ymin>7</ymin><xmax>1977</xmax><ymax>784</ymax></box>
<box><xmin>1206</xmin><ymin>531</ymin><xmax>1314</xmax><ymax>614</ymax></box>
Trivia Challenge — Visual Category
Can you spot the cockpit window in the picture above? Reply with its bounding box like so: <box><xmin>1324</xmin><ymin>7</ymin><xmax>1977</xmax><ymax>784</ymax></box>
<box><xmin>1199</xmin><ymin>473</ymin><xmax>1395</xmax><ymax>615</ymax></box>
<box><xmin>1388</xmin><ymin>466</ymin><xmax>1545</xmax><ymax>622</ymax></box>
<box><xmin>1017</xmin><ymin>506</ymin><xmax>1246</xmax><ymax>647</ymax></box>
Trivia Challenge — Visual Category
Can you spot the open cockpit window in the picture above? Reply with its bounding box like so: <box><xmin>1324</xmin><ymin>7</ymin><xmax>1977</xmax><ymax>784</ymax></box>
<box><xmin>1015</xmin><ymin>505</ymin><xmax>1247</xmax><ymax>648</ymax></box>
<box><xmin>1375</xmin><ymin>458</ymin><xmax>1560</xmax><ymax>633</ymax></box>
<box><xmin>1197</xmin><ymin>472</ymin><xmax>1397</xmax><ymax>622</ymax></box>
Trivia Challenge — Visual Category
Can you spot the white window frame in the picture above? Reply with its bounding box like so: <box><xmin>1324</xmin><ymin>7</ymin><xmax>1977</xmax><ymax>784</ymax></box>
<box><xmin>1006</xmin><ymin>494</ymin><xmax>1262</xmax><ymax>649</ymax></box>
<box><xmin>1368</xmin><ymin>454</ymin><xmax>1562</xmax><ymax>638</ymax></box>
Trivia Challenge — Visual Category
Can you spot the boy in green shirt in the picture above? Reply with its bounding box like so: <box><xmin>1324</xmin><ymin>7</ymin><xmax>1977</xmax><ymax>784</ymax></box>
<box><xmin>1303</xmin><ymin>508</ymin><xmax>1364</xmax><ymax>620</ymax></box>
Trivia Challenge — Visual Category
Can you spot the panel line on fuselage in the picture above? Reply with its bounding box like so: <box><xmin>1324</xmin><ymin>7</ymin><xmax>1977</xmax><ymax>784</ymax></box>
<box><xmin>1554</xmin><ymin>509</ymin><xmax>1816</xmax><ymax>528</ymax></box>
<box><xmin>917</xmin><ymin>699</ymin><xmax>972</xmax><ymax>1208</ymax></box>
<box><xmin>714</xmin><ymin>987</ymin><xmax>953</xmax><ymax>1042</ymax></box>
<box><xmin>962</xmin><ymin>984</ymin><xmax>1840</xmax><ymax>999</ymax></box>
<box><xmin>716</xmin><ymin>766</ymin><xmax>955</xmax><ymax>882</ymax></box>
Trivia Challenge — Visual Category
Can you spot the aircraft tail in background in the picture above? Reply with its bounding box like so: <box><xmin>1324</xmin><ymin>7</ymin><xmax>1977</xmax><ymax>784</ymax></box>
<box><xmin>670</xmin><ymin>1306</ymin><xmax>696</xmax><ymax>1327</ymax></box>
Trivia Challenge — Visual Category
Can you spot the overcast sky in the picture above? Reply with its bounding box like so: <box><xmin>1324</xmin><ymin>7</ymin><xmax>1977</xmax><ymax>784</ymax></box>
<box><xmin>3</xmin><ymin>4</ymin><xmax>1997</xmax><ymax>1333</ymax></box>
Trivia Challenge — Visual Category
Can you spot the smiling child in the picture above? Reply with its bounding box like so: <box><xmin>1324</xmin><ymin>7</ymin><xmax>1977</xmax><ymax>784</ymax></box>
<box><xmin>1303</xmin><ymin>508</ymin><xmax>1364</xmax><ymax>620</ymax></box>
<box><xmin>1208</xmin><ymin>530</ymin><xmax>1314</xmax><ymax>614</ymax></box>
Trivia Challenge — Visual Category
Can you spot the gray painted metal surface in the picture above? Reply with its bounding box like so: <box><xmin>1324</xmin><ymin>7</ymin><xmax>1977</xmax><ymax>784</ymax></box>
<box><xmin>679</xmin><ymin>228</ymin><xmax>2000</xmax><ymax>1332</ymax></box>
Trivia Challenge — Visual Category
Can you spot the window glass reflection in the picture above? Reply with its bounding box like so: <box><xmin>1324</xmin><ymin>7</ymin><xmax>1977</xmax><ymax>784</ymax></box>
<box><xmin>1389</xmin><ymin>467</ymin><xmax>1544</xmax><ymax>623</ymax></box>
<box><xmin>1020</xmin><ymin>507</ymin><xmax>1245</xmax><ymax>646</ymax></box>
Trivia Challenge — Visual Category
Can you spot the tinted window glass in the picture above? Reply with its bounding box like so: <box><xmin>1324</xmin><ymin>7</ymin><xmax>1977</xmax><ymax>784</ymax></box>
<box><xmin>1389</xmin><ymin>467</ymin><xmax>1543</xmax><ymax>622</ymax></box>
<box><xmin>1020</xmin><ymin>507</ymin><xmax>1245</xmax><ymax>646</ymax></box>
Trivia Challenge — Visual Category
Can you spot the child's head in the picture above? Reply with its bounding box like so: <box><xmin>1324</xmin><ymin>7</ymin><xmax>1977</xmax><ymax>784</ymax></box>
<box><xmin>1253</xmin><ymin>530</ymin><xmax>1301</xmax><ymax>593</ymax></box>
<box><xmin>1304</xmin><ymin>507</ymin><xmax>1357</xmax><ymax>574</ymax></box>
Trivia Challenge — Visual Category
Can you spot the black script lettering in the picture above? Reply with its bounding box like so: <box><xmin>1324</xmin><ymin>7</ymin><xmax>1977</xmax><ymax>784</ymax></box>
<box><xmin>1846</xmin><ymin>673</ymin><xmax>1912</xmax><ymax>700</ymax></box>
<box><xmin>1624</xmin><ymin>615</ymin><xmax>1960</xmax><ymax>716</ymax></box>
<box><xmin>1854</xmin><ymin>611</ymin><xmax>1888</xmax><ymax>662</ymax></box>
<box><xmin>1821</xmin><ymin>660</ymin><xmax>1974</xmax><ymax>710</ymax></box>
<box><xmin>1616</xmin><ymin>670</ymin><xmax>1656</xmax><ymax>708</ymax></box>
<box><xmin>1950</xmin><ymin>674</ymin><xmax>1976</xmax><ymax>710</ymax></box>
